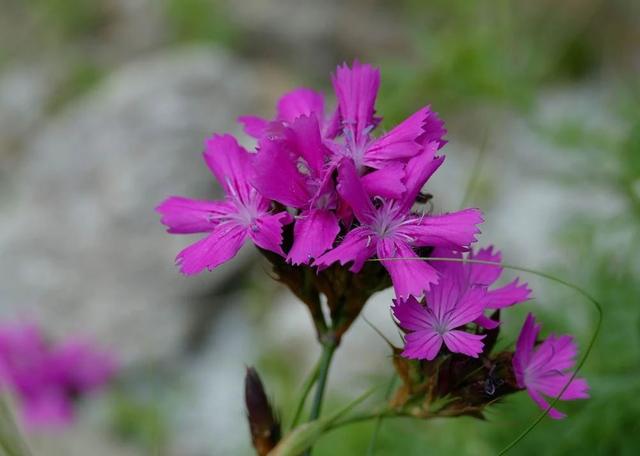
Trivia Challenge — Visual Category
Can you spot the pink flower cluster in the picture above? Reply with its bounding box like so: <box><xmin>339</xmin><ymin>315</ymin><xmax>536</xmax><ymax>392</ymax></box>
<box><xmin>0</xmin><ymin>322</ymin><xmax>116</xmax><ymax>429</ymax></box>
<box><xmin>157</xmin><ymin>61</ymin><xmax>588</xmax><ymax>418</ymax></box>
<box><xmin>157</xmin><ymin>61</ymin><xmax>481</xmax><ymax>295</ymax></box>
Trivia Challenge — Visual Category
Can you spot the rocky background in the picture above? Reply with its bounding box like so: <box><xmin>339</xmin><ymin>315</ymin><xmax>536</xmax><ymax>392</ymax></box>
<box><xmin>0</xmin><ymin>1</ymin><xmax>638</xmax><ymax>455</ymax></box>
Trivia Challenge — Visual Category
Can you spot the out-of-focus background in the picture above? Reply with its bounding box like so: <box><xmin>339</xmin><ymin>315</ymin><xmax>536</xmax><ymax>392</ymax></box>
<box><xmin>0</xmin><ymin>0</ymin><xmax>639</xmax><ymax>454</ymax></box>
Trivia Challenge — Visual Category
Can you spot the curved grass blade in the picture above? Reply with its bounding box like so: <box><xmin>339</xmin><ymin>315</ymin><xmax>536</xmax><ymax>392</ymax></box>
<box><xmin>0</xmin><ymin>395</ymin><xmax>33</xmax><ymax>456</ymax></box>
<box><xmin>290</xmin><ymin>358</ymin><xmax>321</xmax><ymax>430</ymax></box>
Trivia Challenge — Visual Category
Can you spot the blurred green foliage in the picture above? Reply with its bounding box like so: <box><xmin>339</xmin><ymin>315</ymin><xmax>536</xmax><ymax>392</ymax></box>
<box><xmin>377</xmin><ymin>0</ymin><xmax>630</xmax><ymax>125</ymax></box>
<box><xmin>164</xmin><ymin>0</ymin><xmax>240</xmax><ymax>46</ymax></box>
<box><xmin>25</xmin><ymin>0</ymin><xmax>109</xmax><ymax>41</ymax></box>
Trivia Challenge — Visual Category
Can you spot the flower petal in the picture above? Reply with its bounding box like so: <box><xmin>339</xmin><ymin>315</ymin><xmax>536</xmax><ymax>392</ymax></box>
<box><xmin>176</xmin><ymin>223</ymin><xmax>247</xmax><ymax>275</ymax></box>
<box><xmin>484</xmin><ymin>279</ymin><xmax>532</xmax><ymax>309</ymax></box>
<box><xmin>474</xmin><ymin>314</ymin><xmax>500</xmax><ymax>330</ymax></box>
<box><xmin>527</xmin><ymin>389</ymin><xmax>566</xmax><ymax>420</ymax></box>
<box><xmin>287</xmin><ymin>115</ymin><xmax>329</xmax><ymax>175</ymax></box>
<box><xmin>156</xmin><ymin>196</ymin><xmax>235</xmax><ymax>234</ymax></box>
<box><xmin>314</xmin><ymin>227</ymin><xmax>375</xmax><ymax>273</ymax></box>
<box><xmin>392</xmin><ymin>296</ymin><xmax>435</xmax><ymax>332</ymax></box>
<box><xmin>288</xmin><ymin>209</ymin><xmax>340</xmax><ymax>265</ymax></box>
<box><xmin>361</xmin><ymin>162</ymin><xmax>406</xmax><ymax>199</ymax></box>
<box><xmin>399</xmin><ymin>142</ymin><xmax>444</xmax><ymax>212</ymax></box>
<box><xmin>513</xmin><ymin>313</ymin><xmax>540</xmax><ymax>387</ymax></box>
<box><xmin>377</xmin><ymin>240</ymin><xmax>439</xmax><ymax>299</ymax></box>
<box><xmin>468</xmin><ymin>245</ymin><xmax>503</xmax><ymax>286</ymax></box>
<box><xmin>445</xmin><ymin>286</ymin><xmax>487</xmax><ymax>329</ymax></box>
<box><xmin>203</xmin><ymin>134</ymin><xmax>255</xmax><ymax>204</ymax></box>
<box><xmin>238</xmin><ymin>115</ymin><xmax>269</xmax><ymax>139</ymax></box>
<box><xmin>22</xmin><ymin>392</ymin><xmax>73</xmax><ymax>429</ymax></box>
<box><xmin>402</xmin><ymin>330</ymin><xmax>443</xmax><ymax>360</ymax></box>
<box><xmin>248</xmin><ymin>212</ymin><xmax>292</xmax><ymax>257</ymax></box>
<box><xmin>442</xmin><ymin>330</ymin><xmax>485</xmax><ymax>358</ymax></box>
<box><xmin>252</xmin><ymin>138</ymin><xmax>311</xmax><ymax>208</ymax></box>
<box><xmin>332</xmin><ymin>61</ymin><xmax>380</xmax><ymax>139</ymax></box>
<box><xmin>277</xmin><ymin>88</ymin><xmax>325</xmax><ymax>124</ymax></box>
<box><xmin>336</xmin><ymin>159</ymin><xmax>376</xmax><ymax>224</ymax></box>
<box><xmin>407</xmin><ymin>208</ymin><xmax>483</xmax><ymax>249</ymax></box>
<box><xmin>365</xmin><ymin>107</ymin><xmax>437</xmax><ymax>165</ymax></box>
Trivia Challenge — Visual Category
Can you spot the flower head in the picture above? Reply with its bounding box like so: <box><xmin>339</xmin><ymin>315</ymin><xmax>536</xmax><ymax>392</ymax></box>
<box><xmin>513</xmin><ymin>313</ymin><xmax>589</xmax><ymax>419</ymax></box>
<box><xmin>432</xmin><ymin>246</ymin><xmax>532</xmax><ymax>328</ymax></box>
<box><xmin>315</xmin><ymin>145</ymin><xmax>483</xmax><ymax>298</ymax></box>
<box><xmin>251</xmin><ymin>116</ymin><xmax>340</xmax><ymax>265</ymax></box>
<box><xmin>156</xmin><ymin>134</ymin><xmax>292</xmax><ymax>275</ymax></box>
<box><xmin>392</xmin><ymin>274</ymin><xmax>487</xmax><ymax>360</ymax></box>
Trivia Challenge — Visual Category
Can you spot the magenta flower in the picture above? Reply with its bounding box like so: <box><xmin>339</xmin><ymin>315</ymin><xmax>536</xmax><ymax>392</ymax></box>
<box><xmin>392</xmin><ymin>279</ymin><xmax>486</xmax><ymax>360</ymax></box>
<box><xmin>157</xmin><ymin>134</ymin><xmax>292</xmax><ymax>275</ymax></box>
<box><xmin>330</xmin><ymin>61</ymin><xmax>446</xmax><ymax>165</ymax></box>
<box><xmin>240</xmin><ymin>62</ymin><xmax>446</xmax><ymax>201</ymax></box>
<box><xmin>252</xmin><ymin>115</ymin><xmax>340</xmax><ymax>264</ymax></box>
<box><xmin>513</xmin><ymin>313</ymin><xmax>589</xmax><ymax>419</ymax></box>
<box><xmin>0</xmin><ymin>323</ymin><xmax>116</xmax><ymax>429</ymax></box>
<box><xmin>315</xmin><ymin>144</ymin><xmax>483</xmax><ymax>298</ymax></box>
<box><xmin>238</xmin><ymin>87</ymin><xmax>339</xmax><ymax>140</ymax></box>
<box><xmin>329</xmin><ymin>62</ymin><xmax>446</xmax><ymax>199</ymax></box>
<box><xmin>432</xmin><ymin>246</ymin><xmax>532</xmax><ymax>328</ymax></box>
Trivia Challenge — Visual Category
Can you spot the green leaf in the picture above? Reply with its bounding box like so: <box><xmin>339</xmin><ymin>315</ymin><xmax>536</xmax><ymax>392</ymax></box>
<box><xmin>0</xmin><ymin>395</ymin><xmax>33</xmax><ymax>456</ymax></box>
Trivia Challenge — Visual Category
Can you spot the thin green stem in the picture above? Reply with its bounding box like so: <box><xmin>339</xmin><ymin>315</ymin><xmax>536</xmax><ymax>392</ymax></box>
<box><xmin>307</xmin><ymin>341</ymin><xmax>337</xmax><ymax>422</ymax></box>
<box><xmin>329</xmin><ymin>409</ymin><xmax>412</xmax><ymax>430</ymax></box>
<box><xmin>366</xmin><ymin>374</ymin><xmax>397</xmax><ymax>455</ymax></box>
<box><xmin>290</xmin><ymin>359</ymin><xmax>321</xmax><ymax>429</ymax></box>
<box><xmin>303</xmin><ymin>339</ymin><xmax>337</xmax><ymax>456</ymax></box>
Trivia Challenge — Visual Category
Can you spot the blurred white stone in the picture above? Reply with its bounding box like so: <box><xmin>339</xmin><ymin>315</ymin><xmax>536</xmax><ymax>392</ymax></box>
<box><xmin>0</xmin><ymin>46</ymin><xmax>260</xmax><ymax>366</ymax></box>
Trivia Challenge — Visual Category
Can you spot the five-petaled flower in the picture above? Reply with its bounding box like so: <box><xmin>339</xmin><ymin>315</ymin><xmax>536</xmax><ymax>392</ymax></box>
<box><xmin>156</xmin><ymin>134</ymin><xmax>292</xmax><ymax>275</ymax></box>
<box><xmin>431</xmin><ymin>246</ymin><xmax>532</xmax><ymax>328</ymax></box>
<box><xmin>392</xmin><ymin>275</ymin><xmax>487</xmax><ymax>360</ymax></box>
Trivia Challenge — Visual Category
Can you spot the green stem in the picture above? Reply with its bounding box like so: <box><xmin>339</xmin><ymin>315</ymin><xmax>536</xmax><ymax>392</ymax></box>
<box><xmin>290</xmin><ymin>359</ymin><xmax>321</xmax><ymax>429</ymax></box>
<box><xmin>303</xmin><ymin>338</ymin><xmax>337</xmax><ymax>455</ymax></box>
<box><xmin>366</xmin><ymin>374</ymin><xmax>397</xmax><ymax>456</ymax></box>
<box><xmin>308</xmin><ymin>341</ymin><xmax>337</xmax><ymax>422</ymax></box>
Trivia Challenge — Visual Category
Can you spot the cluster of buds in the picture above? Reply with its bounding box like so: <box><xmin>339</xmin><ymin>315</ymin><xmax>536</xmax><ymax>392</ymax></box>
<box><xmin>157</xmin><ymin>61</ymin><xmax>589</xmax><ymax>453</ymax></box>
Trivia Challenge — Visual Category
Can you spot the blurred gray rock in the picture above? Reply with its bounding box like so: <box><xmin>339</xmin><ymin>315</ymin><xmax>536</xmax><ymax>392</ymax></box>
<box><xmin>0</xmin><ymin>46</ymin><xmax>260</xmax><ymax>366</ymax></box>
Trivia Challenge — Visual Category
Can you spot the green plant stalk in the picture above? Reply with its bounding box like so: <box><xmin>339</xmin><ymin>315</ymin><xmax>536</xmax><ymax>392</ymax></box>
<box><xmin>290</xmin><ymin>359</ymin><xmax>321</xmax><ymax>430</ymax></box>
<box><xmin>303</xmin><ymin>339</ymin><xmax>337</xmax><ymax>455</ymax></box>
<box><xmin>308</xmin><ymin>341</ymin><xmax>337</xmax><ymax>422</ymax></box>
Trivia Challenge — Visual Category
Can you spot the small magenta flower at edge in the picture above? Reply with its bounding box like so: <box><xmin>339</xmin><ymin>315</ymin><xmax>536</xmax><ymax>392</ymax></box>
<box><xmin>0</xmin><ymin>322</ymin><xmax>116</xmax><ymax>429</ymax></box>
<box><xmin>513</xmin><ymin>313</ymin><xmax>589</xmax><ymax>419</ymax></box>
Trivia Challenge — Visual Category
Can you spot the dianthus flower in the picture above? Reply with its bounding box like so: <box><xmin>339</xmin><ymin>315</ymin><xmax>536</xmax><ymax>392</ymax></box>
<box><xmin>392</xmin><ymin>281</ymin><xmax>486</xmax><ymax>360</ymax></box>
<box><xmin>315</xmin><ymin>145</ymin><xmax>483</xmax><ymax>298</ymax></box>
<box><xmin>156</xmin><ymin>134</ymin><xmax>292</xmax><ymax>275</ymax></box>
<box><xmin>432</xmin><ymin>246</ymin><xmax>531</xmax><ymax>328</ymax></box>
<box><xmin>513</xmin><ymin>313</ymin><xmax>589</xmax><ymax>419</ymax></box>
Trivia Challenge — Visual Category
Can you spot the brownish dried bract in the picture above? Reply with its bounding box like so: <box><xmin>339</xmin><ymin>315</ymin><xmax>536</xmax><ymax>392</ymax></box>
<box><xmin>259</xmin><ymin>229</ymin><xmax>392</xmax><ymax>344</ymax></box>
<box><xmin>245</xmin><ymin>367</ymin><xmax>281</xmax><ymax>456</ymax></box>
